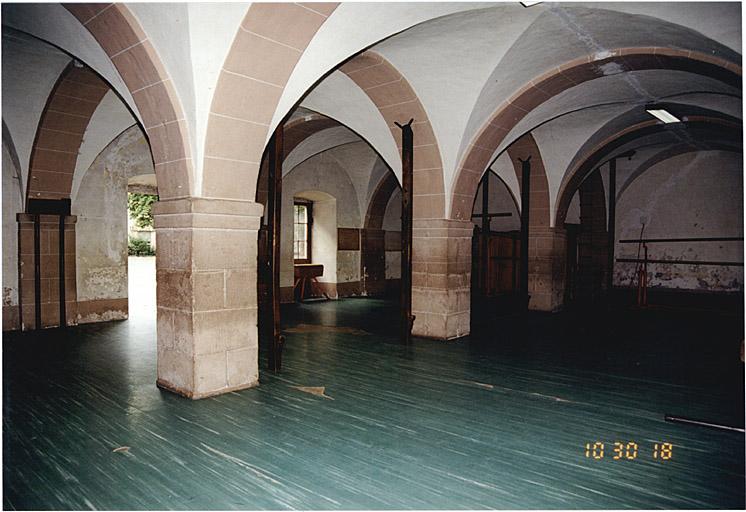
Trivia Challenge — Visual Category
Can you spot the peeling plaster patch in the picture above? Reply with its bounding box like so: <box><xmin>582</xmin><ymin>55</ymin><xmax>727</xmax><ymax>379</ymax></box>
<box><xmin>79</xmin><ymin>267</ymin><xmax>127</xmax><ymax>301</ymax></box>
<box><xmin>598</xmin><ymin>61</ymin><xmax>625</xmax><ymax>76</ymax></box>
<box><xmin>549</xmin><ymin>6</ymin><xmax>655</xmax><ymax>102</ymax></box>
<box><xmin>592</xmin><ymin>50</ymin><xmax>617</xmax><ymax>61</ymax></box>
<box><xmin>337</xmin><ymin>251</ymin><xmax>360</xmax><ymax>283</ymax></box>
<box><xmin>3</xmin><ymin>287</ymin><xmax>15</xmax><ymax>306</ymax></box>
<box><xmin>77</xmin><ymin>309</ymin><xmax>128</xmax><ymax>325</ymax></box>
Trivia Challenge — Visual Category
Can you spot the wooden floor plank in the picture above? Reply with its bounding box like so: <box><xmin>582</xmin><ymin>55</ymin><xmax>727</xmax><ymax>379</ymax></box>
<box><xmin>3</xmin><ymin>264</ymin><xmax>744</xmax><ymax>509</ymax></box>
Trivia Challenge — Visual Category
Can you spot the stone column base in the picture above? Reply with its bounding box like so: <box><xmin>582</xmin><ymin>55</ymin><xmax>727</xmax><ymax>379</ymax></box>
<box><xmin>411</xmin><ymin>219</ymin><xmax>472</xmax><ymax>340</ymax></box>
<box><xmin>153</xmin><ymin>197</ymin><xmax>264</xmax><ymax>399</ymax></box>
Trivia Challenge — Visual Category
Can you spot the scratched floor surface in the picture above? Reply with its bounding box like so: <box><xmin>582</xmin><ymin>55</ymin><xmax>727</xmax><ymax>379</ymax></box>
<box><xmin>3</xmin><ymin>258</ymin><xmax>744</xmax><ymax>509</ymax></box>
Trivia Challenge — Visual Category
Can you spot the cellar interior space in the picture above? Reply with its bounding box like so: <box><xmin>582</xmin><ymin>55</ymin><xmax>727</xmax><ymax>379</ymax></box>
<box><xmin>2</xmin><ymin>2</ymin><xmax>744</xmax><ymax>509</ymax></box>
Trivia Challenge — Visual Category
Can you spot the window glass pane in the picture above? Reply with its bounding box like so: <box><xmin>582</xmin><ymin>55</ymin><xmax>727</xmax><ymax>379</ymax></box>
<box><xmin>293</xmin><ymin>202</ymin><xmax>310</xmax><ymax>261</ymax></box>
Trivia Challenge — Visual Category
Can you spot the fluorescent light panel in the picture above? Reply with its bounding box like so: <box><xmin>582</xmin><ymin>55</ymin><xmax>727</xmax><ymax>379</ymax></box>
<box><xmin>646</xmin><ymin>108</ymin><xmax>680</xmax><ymax>124</ymax></box>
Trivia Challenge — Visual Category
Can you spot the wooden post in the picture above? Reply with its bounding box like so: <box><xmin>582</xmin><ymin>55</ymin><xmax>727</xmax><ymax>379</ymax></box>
<box><xmin>480</xmin><ymin>172</ymin><xmax>490</xmax><ymax>295</ymax></box>
<box><xmin>33</xmin><ymin>214</ymin><xmax>41</xmax><ymax>330</ymax></box>
<box><xmin>396</xmin><ymin>119</ymin><xmax>415</xmax><ymax>344</ymax></box>
<box><xmin>59</xmin><ymin>215</ymin><xmax>66</xmax><ymax>327</ymax></box>
<box><xmin>518</xmin><ymin>156</ymin><xmax>531</xmax><ymax>310</ymax></box>
<box><xmin>267</xmin><ymin>123</ymin><xmax>284</xmax><ymax>372</ymax></box>
<box><xmin>606</xmin><ymin>158</ymin><xmax>616</xmax><ymax>295</ymax></box>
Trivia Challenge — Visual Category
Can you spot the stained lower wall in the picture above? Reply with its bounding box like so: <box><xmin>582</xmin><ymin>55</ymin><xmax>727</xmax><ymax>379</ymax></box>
<box><xmin>614</xmin><ymin>150</ymin><xmax>743</xmax><ymax>292</ymax></box>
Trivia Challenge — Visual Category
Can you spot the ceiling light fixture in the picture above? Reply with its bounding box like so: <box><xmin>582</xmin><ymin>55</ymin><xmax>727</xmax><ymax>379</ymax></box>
<box><xmin>646</xmin><ymin>108</ymin><xmax>680</xmax><ymax>124</ymax></box>
<box><xmin>520</xmin><ymin>1</ymin><xmax>543</xmax><ymax>7</ymax></box>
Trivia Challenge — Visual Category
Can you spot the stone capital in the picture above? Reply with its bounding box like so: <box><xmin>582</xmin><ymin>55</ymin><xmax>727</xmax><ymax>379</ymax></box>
<box><xmin>153</xmin><ymin>197</ymin><xmax>264</xmax><ymax>230</ymax></box>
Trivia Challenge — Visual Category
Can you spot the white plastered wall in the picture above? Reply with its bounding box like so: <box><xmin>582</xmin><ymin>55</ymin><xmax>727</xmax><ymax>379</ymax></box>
<box><xmin>2</xmin><ymin>140</ymin><xmax>23</xmax><ymax>324</ymax></box>
<box><xmin>281</xmin><ymin>151</ymin><xmax>362</xmax><ymax>294</ymax></box>
<box><xmin>614</xmin><ymin>150</ymin><xmax>743</xmax><ymax>291</ymax></box>
<box><xmin>73</xmin><ymin>126</ymin><xmax>154</xmax><ymax>321</ymax></box>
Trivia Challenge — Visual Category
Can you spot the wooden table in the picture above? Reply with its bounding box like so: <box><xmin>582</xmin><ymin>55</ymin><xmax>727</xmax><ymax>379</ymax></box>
<box><xmin>294</xmin><ymin>264</ymin><xmax>330</xmax><ymax>301</ymax></box>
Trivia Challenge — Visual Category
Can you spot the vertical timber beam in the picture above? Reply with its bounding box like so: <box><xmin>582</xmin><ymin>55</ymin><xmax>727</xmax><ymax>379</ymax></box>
<box><xmin>396</xmin><ymin>119</ymin><xmax>415</xmax><ymax>344</ymax></box>
<box><xmin>606</xmin><ymin>159</ymin><xmax>617</xmax><ymax>295</ymax></box>
<box><xmin>480</xmin><ymin>172</ymin><xmax>490</xmax><ymax>295</ymax></box>
<box><xmin>519</xmin><ymin>156</ymin><xmax>531</xmax><ymax>309</ymax></box>
<box><xmin>33</xmin><ymin>214</ymin><xmax>41</xmax><ymax>330</ymax></box>
<box><xmin>267</xmin><ymin>123</ymin><xmax>284</xmax><ymax>372</ymax></box>
<box><xmin>58</xmin><ymin>215</ymin><xmax>66</xmax><ymax>327</ymax></box>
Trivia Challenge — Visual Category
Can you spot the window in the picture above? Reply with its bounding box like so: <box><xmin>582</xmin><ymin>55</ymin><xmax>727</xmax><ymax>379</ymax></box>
<box><xmin>294</xmin><ymin>201</ymin><xmax>312</xmax><ymax>263</ymax></box>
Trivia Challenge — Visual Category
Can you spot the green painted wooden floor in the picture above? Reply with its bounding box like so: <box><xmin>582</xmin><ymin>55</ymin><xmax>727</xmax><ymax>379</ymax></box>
<box><xmin>3</xmin><ymin>267</ymin><xmax>744</xmax><ymax>509</ymax></box>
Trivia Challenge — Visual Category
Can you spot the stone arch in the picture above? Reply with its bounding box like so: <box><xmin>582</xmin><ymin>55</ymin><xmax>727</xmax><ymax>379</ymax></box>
<box><xmin>284</xmin><ymin>115</ymin><xmax>340</xmax><ymax>157</ymax></box>
<box><xmin>341</xmin><ymin>50</ymin><xmax>445</xmax><ymax>220</ymax></box>
<box><xmin>2</xmin><ymin>119</ymin><xmax>24</xmax><ymax>200</ymax></box>
<box><xmin>505</xmin><ymin>133</ymin><xmax>551</xmax><ymax>230</ymax></box>
<box><xmin>450</xmin><ymin>47</ymin><xmax>742</xmax><ymax>221</ymax></box>
<box><xmin>202</xmin><ymin>3</ymin><xmax>339</xmax><ymax>200</ymax></box>
<box><xmin>255</xmin><ymin>113</ymin><xmax>341</xmax><ymax>207</ymax></box>
<box><xmin>555</xmin><ymin>117</ymin><xmax>742</xmax><ymax>226</ymax></box>
<box><xmin>361</xmin><ymin>171</ymin><xmax>401</xmax><ymax>297</ymax></box>
<box><xmin>25</xmin><ymin>63</ymin><xmax>109</xmax><ymax>207</ymax></box>
<box><xmin>365</xmin><ymin>172</ymin><xmax>400</xmax><ymax>230</ymax></box>
<box><xmin>64</xmin><ymin>3</ymin><xmax>193</xmax><ymax>200</ymax></box>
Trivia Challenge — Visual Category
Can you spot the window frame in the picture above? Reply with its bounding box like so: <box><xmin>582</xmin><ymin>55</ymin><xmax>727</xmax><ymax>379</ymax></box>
<box><xmin>293</xmin><ymin>200</ymin><xmax>313</xmax><ymax>264</ymax></box>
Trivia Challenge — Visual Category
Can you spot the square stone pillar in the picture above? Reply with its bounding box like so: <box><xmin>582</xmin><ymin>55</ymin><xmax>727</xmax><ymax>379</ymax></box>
<box><xmin>411</xmin><ymin>219</ymin><xmax>472</xmax><ymax>340</ymax></box>
<box><xmin>17</xmin><ymin>213</ymin><xmax>77</xmax><ymax>330</ymax></box>
<box><xmin>528</xmin><ymin>226</ymin><xmax>567</xmax><ymax>312</ymax></box>
<box><xmin>153</xmin><ymin>198</ymin><xmax>264</xmax><ymax>399</ymax></box>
